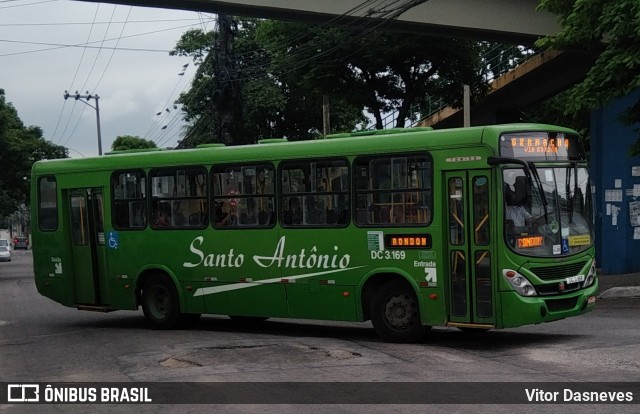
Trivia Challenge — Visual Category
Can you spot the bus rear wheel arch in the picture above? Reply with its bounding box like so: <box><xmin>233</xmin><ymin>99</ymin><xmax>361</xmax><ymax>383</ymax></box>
<box><xmin>369</xmin><ymin>280</ymin><xmax>429</xmax><ymax>343</ymax></box>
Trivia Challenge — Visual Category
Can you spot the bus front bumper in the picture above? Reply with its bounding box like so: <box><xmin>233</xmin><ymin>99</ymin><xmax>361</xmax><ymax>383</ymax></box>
<box><xmin>499</xmin><ymin>281</ymin><xmax>598</xmax><ymax>329</ymax></box>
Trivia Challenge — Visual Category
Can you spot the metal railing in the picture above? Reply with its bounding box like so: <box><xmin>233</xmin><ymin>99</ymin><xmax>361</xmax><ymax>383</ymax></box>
<box><xmin>366</xmin><ymin>44</ymin><xmax>537</xmax><ymax>130</ymax></box>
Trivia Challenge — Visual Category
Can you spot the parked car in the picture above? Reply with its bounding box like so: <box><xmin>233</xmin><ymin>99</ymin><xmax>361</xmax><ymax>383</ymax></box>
<box><xmin>13</xmin><ymin>236</ymin><xmax>28</xmax><ymax>250</ymax></box>
<box><xmin>0</xmin><ymin>245</ymin><xmax>10</xmax><ymax>262</ymax></box>
<box><xmin>0</xmin><ymin>239</ymin><xmax>8</xmax><ymax>248</ymax></box>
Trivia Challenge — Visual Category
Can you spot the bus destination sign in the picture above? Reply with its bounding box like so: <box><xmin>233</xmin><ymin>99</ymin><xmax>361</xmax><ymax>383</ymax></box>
<box><xmin>384</xmin><ymin>234</ymin><xmax>432</xmax><ymax>249</ymax></box>
<box><xmin>516</xmin><ymin>235</ymin><xmax>544</xmax><ymax>249</ymax></box>
<box><xmin>500</xmin><ymin>132</ymin><xmax>584</xmax><ymax>161</ymax></box>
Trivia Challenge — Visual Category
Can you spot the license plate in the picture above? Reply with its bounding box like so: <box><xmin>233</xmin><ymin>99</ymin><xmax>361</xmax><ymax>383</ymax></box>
<box><xmin>588</xmin><ymin>296</ymin><xmax>596</xmax><ymax>305</ymax></box>
<box><xmin>566</xmin><ymin>274</ymin><xmax>585</xmax><ymax>284</ymax></box>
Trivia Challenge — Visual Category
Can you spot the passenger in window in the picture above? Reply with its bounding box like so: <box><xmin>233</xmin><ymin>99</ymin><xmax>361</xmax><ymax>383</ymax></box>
<box><xmin>375</xmin><ymin>165</ymin><xmax>391</xmax><ymax>223</ymax></box>
<box><xmin>392</xmin><ymin>205</ymin><xmax>405</xmax><ymax>224</ymax></box>
<box><xmin>283</xmin><ymin>197</ymin><xmax>302</xmax><ymax>225</ymax></box>
<box><xmin>257</xmin><ymin>169</ymin><xmax>267</xmax><ymax>194</ymax></box>
<box><xmin>218</xmin><ymin>199</ymin><xmax>238</xmax><ymax>226</ymax></box>
<box><xmin>172</xmin><ymin>202</ymin><xmax>186</xmax><ymax>226</ymax></box>
<box><xmin>154</xmin><ymin>202</ymin><xmax>171</xmax><ymax>227</ymax></box>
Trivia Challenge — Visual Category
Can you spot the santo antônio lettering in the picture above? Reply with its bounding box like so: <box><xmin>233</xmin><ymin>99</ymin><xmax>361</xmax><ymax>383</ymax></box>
<box><xmin>182</xmin><ymin>236</ymin><xmax>351</xmax><ymax>270</ymax></box>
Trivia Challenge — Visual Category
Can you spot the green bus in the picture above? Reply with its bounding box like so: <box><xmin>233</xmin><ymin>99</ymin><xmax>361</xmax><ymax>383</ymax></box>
<box><xmin>30</xmin><ymin>124</ymin><xmax>597</xmax><ymax>342</ymax></box>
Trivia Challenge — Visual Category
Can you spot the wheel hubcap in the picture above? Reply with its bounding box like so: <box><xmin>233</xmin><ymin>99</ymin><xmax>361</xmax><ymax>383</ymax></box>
<box><xmin>150</xmin><ymin>286</ymin><xmax>170</xmax><ymax>319</ymax></box>
<box><xmin>384</xmin><ymin>294</ymin><xmax>414</xmax><ymax>330</ymax></box>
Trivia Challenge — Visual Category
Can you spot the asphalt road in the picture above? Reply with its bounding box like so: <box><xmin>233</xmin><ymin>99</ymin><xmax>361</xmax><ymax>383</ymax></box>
<box><xmin>1</xmin><ymin>250</ymin><xmax>639</xmax><ymax>413</ymax></box>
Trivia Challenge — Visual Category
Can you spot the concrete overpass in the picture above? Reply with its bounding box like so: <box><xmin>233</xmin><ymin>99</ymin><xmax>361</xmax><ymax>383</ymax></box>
<box><xmin>420</xmin><ymin>49</ymin><xmax>599</xmax><ymax>128</ymax></box>
<box><xmin>79</xmin><ymin>0</ymin><xmax>560</xmax><ymax>44</ymax></box>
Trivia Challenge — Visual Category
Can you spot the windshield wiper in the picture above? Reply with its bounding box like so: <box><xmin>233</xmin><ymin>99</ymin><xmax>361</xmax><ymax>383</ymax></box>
<box><xmin>528</xmin><ymin>162</ymin><xmax>549</xmax><ymax>224</ymax></box>
<box><xmin>566</xmin><ymin>164</ymin><xmax>575</xmax><ymax>224</ymax></box>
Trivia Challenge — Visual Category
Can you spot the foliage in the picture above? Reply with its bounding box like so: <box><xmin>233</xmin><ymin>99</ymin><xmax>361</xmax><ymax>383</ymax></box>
<box><xmin>0</xmin><ymin>89</ymin><xmax>67</xmax><ymax>217</ymax></box>
<box><xmin>111</xmin><ymin>135</ymin><xmax>157</xmax><ymax>151</ymax></box>
<box><xmin>523</xmin><ymin>89</ymin><xmax>591</xmax><ymax>153</ymax></box>
<box><xmin>536</xmin><ymin>0</ymin><xmax>640</xmax><ymax>156</ymax></box>
<box><xmin>173</xmin><ymin>19</ymin><xmax>366</xmax><ymax>146</ymax></box>
<box><xmin>173</xmin><ymin>18</ymin><xmax>487</xmax><ymax>145</ymax></box>
<box><xmin>258</xmin><ymin>21</ymin><xmax>486</xmax><ymax>129</ymax></box>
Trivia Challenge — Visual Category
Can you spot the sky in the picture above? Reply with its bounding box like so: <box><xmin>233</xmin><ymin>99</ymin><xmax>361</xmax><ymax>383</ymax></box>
<box><xmin>0</xmin><ymin>0</ymin><xmax>214</xmax><ymax>157</ymax></box>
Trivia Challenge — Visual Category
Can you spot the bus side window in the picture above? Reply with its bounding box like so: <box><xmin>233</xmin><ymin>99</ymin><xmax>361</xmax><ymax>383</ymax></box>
<box><xmin>354</xmin><ymin>154</ymin><xmax>432</xmax><ymax>226</ymax></box>
<box><xmin>112</xmin><ymin>170</ymin><xmax>147</xmax><ymax>230</ymax></box>
<box><xmin>38</xmin><ymin>176</ymin><xmax>58</xmax><ymax>231</ymax></box>
<box><xmin>280</xmin><ymin>159</ymin><xmax>349</xmax><ymax>227</ymax></box>
<box><xmin>212</xmin><ymin>164</ymin><xmax>275</xmax><ymax>229</ymax></box>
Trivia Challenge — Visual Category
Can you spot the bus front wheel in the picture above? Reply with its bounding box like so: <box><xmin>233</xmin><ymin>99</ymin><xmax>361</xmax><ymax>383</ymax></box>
<box><xmin>370</xmin><ymin>281</ymin><xmax>428</xmax><ymax>343</ymax></box>
<box><xmin>142</xmin><ymin>274</ymin><xmax>182</xmax><ymax>329</ymax></box>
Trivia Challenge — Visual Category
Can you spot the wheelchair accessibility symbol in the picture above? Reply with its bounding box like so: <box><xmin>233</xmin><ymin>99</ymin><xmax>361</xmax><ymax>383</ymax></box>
<box><xmin>108</xmin><ymin>231</ymin><xmax>119</xmax><ymax>249</ymax></box>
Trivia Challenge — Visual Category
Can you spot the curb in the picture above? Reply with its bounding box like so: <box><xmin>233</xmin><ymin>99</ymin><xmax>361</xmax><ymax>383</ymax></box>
<box><xmin>598</xmin><ymin>286</ymin><xmax>640</xmax><ymax>299</ymax></box>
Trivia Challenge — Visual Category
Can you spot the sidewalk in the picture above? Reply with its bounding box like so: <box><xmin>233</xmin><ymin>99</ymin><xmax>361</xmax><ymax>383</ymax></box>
<box><xmin>598</xmin><ymin>272</ymin><xmax>640</xmax><ymax>299</ymax></box>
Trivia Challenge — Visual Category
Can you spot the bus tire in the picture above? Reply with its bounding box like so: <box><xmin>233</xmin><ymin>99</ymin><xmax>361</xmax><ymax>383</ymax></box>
<box><xmin>142</xmin><ymin>274</ymin><xmax>182</xmax><ymax>329</ymax></box>
<box><xmin>370</xmin><ymin>281</ymin><xmax>428</xmax><ymax>343</ymax></box>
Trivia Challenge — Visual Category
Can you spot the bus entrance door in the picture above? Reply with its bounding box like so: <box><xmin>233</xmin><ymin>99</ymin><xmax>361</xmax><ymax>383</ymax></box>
<box><xmin>67</xmin><ymin>188</ymin><xmax>107</xmax><ymax>306</ymax></box>
<box><xmin>445</xmin><ymin>171</ymin><xmax>495</xmax><ymax>328</ymax></box>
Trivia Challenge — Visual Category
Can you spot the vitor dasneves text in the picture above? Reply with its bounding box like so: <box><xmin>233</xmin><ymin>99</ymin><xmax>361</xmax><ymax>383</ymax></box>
<box><xmin>525</xmin><ymin>388</ymin><xmax>633</xmax><ymax>402</ymax></box>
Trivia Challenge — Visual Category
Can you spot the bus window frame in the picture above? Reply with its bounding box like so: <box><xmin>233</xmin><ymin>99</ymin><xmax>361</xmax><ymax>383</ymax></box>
<box><xmin>149</xmin><ymin>165</ymin><xmax>209</xmax><ymax>230</ymax></box>
<box><xmin>278</xmin><ymin>157</ymin><xmax>350</xmax><ymax>229</ymax></box>
<box><xmin>211</xmin><ymin>162</ymin><xmax>276</xmax><ymax>230</ymax></box>
<box><xmin>37</xmin><ymin>175</ymin><xmax>58</xmax><ymax>232</ymax></box>
<box><xmin>111</xmin><ymin>169</ymin><xmax>147</xmax><ymax>231</ymax></box>
<box><xmin>352</xmin><ymin>152</ymin><xmax>434</xmax><ymax>228</ymax></box>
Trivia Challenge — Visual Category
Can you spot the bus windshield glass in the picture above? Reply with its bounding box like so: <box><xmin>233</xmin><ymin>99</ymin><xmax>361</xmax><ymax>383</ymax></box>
<box><xmin>503</xmin><ymin>165</ymin><xmax>594</xmax><ymax>257</ymax></box>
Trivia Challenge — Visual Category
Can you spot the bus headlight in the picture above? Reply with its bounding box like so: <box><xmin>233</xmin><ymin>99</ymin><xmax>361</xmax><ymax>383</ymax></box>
<box><xmin>583</xmin><ymin>260</ymin><xmax>597</xmax><ymax>288</ymax></box>
<box><xmin>503</xmin><ymin>269</ymin><xmax>537</xmax><ymax>297</ymax></box>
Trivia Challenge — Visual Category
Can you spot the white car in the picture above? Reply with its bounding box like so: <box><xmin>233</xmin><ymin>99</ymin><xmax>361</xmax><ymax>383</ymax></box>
<box><xmin>0</xmin><ymin>245</ymin><xmax>11</xmax><ymax>262</ymax></box>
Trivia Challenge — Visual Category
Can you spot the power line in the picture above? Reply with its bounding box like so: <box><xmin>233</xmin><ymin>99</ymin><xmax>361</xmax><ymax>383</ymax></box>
<box><xmin>53</xmin><ymin>3</ymin><xmax>101</xmax><ymax>145</ymax></box>
<box><xmin>0</xmin><ymin>18</ymin><xmax>209</xmax><ymax>26</ymax></box>
<box><xmin>0</xmin><ymin>19</ymin><xmax>215</xmax><ymax>57</ymax></box>
<box><xmin>0</xmin><ymin>39</ymin><xmax>174</xmax><ymax>55</ymax></box>
<box><xmin>91</xmin><ymin>6</ymin><xmax>133</xmax><ymax>92</ymax></box>
<box><xmin>0</xmin><ymin>0</ymin><xmax>59</xmax><ymax>10</ymax></box>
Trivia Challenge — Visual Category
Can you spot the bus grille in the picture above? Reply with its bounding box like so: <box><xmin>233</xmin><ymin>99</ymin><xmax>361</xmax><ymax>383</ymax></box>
<box><xmin>536</xmin><ymin>282</ymin><xmax>581</xmax><ymax>296</ymax></box>
<box><xmin>530</xmin><ymin>262</ymin><xmax>587</xmax><ymax>281</ymax></box>
<box><xmin>544</xmin><ymin>297</ymin><xmax>578</xmax><ymax>312</ymax></box>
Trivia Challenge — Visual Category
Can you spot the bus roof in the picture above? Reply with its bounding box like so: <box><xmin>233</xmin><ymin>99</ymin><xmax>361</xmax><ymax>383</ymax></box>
<box><xmin>32</xmin><ymin>123</ymin><xmax>579</xmax><ymax>175</ymax></box>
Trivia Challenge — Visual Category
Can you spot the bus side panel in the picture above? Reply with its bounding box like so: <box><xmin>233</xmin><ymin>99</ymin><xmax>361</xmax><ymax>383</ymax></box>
<box><xmin>420</xmin><ymin>286</ymin><xmax>447</xmax><ymax>326</ymax></box>
<box><xmin>32</xmin><ymin>180</ymin><xmax>76</xmax><ymax>308</ymax></box>
<box><xmin>286</xmin><ymin>284</ymin><xmax>358</xmax><ymax>321</ymax></box>
<box><xmin>202</xmin><ymin>284</ymin><xmax>289</xmax><ymax>317</ymax></box>
<box><xmin>32</xmin><ymin>231</ymin><xmax>76</xmax><ymax>307</ymax></box>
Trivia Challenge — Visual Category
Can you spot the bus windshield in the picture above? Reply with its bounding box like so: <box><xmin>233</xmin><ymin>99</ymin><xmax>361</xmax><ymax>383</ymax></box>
<box><xmin>503</xmin><ymin>165</ymin><xmax>594</xmax><ymax>257</ymax></box>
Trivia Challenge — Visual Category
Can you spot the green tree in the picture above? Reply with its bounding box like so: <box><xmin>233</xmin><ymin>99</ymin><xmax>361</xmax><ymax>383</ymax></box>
<box><xmin>111</xmin><ymin>135</ymin><xmax>157</xmax><ymax>151</ymax></box>
<box><xmin>258</xmin><ymin>21</ymin><xmax>486</xmax><ymax>129</ymax></box>
<box><xmin>173</xmin><ymin>19</ymin><xmax>365</xmax><ymax>146</ymax></box>
<box><xmin>174</xmin><ymin>18</ymin><xmax>487</xmax><ymax>145</ymax></box>
<box><xmin>536</xmin><ymin>0</ymin><xmax>640</xmax><ymax>156</ymax></box>
<box><xmin>0</xmin><ymin>89</ymin><xmax>67</xmax><ymax>217</ymax></box>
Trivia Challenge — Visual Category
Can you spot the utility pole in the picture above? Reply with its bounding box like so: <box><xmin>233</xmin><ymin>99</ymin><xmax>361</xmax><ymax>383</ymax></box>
<box><xmin>212</xmin><ymin>14</ymin><xmax>243</xmax><ymax>145</ymax></box>
<box><xmin>323</xmin><ymin>95</ymin><xmax>331</xmax><ymax>137</ymax></box>
<box><xmin>64</xmin><ymin>90</ymin><xmax>103</xmax><ymax>155</ymax></box>
<box><xmin>463</xmin><ymin>85</ymin><xmax>470</xmax><ymax>127</ymax></box>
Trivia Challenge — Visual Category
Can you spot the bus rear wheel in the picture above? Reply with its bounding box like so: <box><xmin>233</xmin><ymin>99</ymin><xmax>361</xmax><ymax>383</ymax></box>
<box><xmin>370</xmin><ymin>281</ymin><xmax>428</xmax><ymax>343</ymax></box>
<box><xmin>142</xmin><ymin>274</ymin><xmax>182</xmax><ymax>329</ymax></box>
